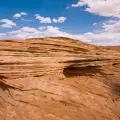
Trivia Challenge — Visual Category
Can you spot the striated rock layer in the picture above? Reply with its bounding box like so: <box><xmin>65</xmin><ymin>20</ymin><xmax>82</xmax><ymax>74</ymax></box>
<box><xmin>0</xmin><ymin>37</ymin><xmax>120</xmax><ymax>120</ymax></box>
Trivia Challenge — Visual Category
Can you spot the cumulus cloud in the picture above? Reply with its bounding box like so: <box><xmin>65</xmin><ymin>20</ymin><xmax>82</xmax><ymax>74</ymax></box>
<box><xmin>1</xmin><ymin>25</ymin><xmax>119</xmax><ymax>45</ymax></box>
<box><xmin>9</xmin><ymin>27</ymin><xmax>39</xmax><ymax>34</ymax></box>
<box><xmin>102</xmin><ymin>20</ymin><xmax>120</xmax><ymax>32</ymax></box>
<box><xmin>0</xmin><ymin>19</ymin><xmax>16</xmax><ymax>28</ymax></box>
<box><xmin>6</xmin><ymin>26</ymin><xmax>70</xmax><ymax>39</ymax></box>
<box><xmin>82</xmin><ymin>19</ymin><xmax>120</xmax><ymax>45</ymax></box>
<box><xmin>35</xmin><ymin>14</ymin><xmax>52</xmax><ymax>23</ymax></box>
<box><xmin>83</xmin><ymin>32</ymin><xmax>120</xmax><ymax>45</ymax></box>
<box><xmin>72</xmin><ymin>0</ymin><xmax>120</xmax><ymax>18</ymax></box>
<box><xmin>13</xmin><ymin>12</ymin><xmax>28</xmax><ymax>19</ymax></box>
<box><xmin>40</xmin><ymin>26</ymin><xmax>69</xmax><ymax>37</ymax></box>
<box><xmin>7</xmin><ymin>27</ymin><xmax>39</xmax><ymax>39</ymax></box>
<box><xmin>72</xmin><ymin>1</ymin><xmax>85</xmax><ymax>8</ymax></box>
<box><xmin>38</xmin><ymin>26</ymin><xmax>46</xmax><ymax>31</ymax></box>
<box><xmin>13</xmin><ymin>14</ymin><xmax>21</xmax><ymax>19</ymax></box>
<box><xmin>35</xmin><ymin>14</ymin><xmax>67</xmax><ymax>24</ymax></box>
<box><xmin>53</xmin><ymin>17</ymin><xmax>67</xmax><ymax>23</ymax></box>
<box><xmin>71</xmin><ymin>0</ymin><xmax>120</xmax><ymax>45</ymax></box>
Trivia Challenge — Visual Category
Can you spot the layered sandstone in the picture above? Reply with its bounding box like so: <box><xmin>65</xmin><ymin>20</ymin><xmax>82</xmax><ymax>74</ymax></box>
<box><xmin>0</xmin><ymin>37</ymin><xmax>120</xmax><ymax>120</ymax></box>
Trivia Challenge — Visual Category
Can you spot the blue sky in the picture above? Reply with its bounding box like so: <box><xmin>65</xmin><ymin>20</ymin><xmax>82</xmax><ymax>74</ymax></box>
<box><xmin>0</xmin><ymin>0</ymin><xmax>120</xmax><ymax>45</ymax></box>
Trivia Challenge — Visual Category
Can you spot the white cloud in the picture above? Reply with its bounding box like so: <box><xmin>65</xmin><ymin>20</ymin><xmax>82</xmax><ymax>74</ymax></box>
<box><xmin>72</xmin><ymin>0</ymin><xmax>120</xmax><ymax>18</ymax></box>
<box><xmin>102</xmin><ymin>20</ymin><xmax>120</xmax><ymax>32</ymax></box>
<box><xmin>35</xmin><ymin>14</ymin><xmax>67</xmax><ymax>24</ymax></box>
<box><xmin>1</xmin><ymin>24</ymin><xmax>13</xmax><ymax>28</ymax></box>
<box><xmin>41</xmin><ymin>26</ymin><xmax>69</xmax><ymax>37</ymax></box>
<box><xmin>20</xmin><ymin>27</ymin><xmax>38</xmax><ymax>33</ymax></box>
<box><xmin>21</xmin><ymin>18</ymin><xmax>32</xmax><ymax>22</ymax></box>
<box><xmin>6</xmin><ymin>26</ymin><xmax>69</xmax><ymax>39</ymax></box>
<box><xmin>1</xmin><ymin>24</ymin><xmax>120</xmax><ymax>45</ymax></box>
<box><xmin>30</xmin><ymin>26</ymin><xmax>120</xmax><ymax>45</ymax></box>
<box><xmin>38</xmin><ymin>26</ymin><xmax>46</xmax><ymax>31</ymax></box>
<box><xmin>53</xmin><ymin>17</ymin><xmax>67</xmax><ymax>23</ymax></box>
<box><xmin>20</xmin><ymin>12</ymin><xmax>28</xmax><ymax>16</ymax></box>
<box><xmin>35</xmin><ymin>14</ymin><xmax>52</xmax><ymax>23</ymax></box>
<box><xmin>13</xmin><ymin>12</ymin><xmax>28</xmax><ymax>19</ymax></box>
<box><xmin>9</xmin><ymin>27</ymin><xmax>39</xmax><ymax>34</ymax></box>
<box><xmin>72</xmin><ymin>1</ymin><xmax>85</xmax><ymax>7</ymax></box>
<box><xmin>71</xmin><ymin>0</ymin><xmax>120</xmax><ymax>45</ymax></box>
<box><xmin>13</xmin><ymin>14</ymin><xmax>22</xmax><ymax>18</ymax></box>
<box><xmin>83</xmin><ymin>32</ymin><xmax>120</xmax><ymax>45</ymax></box>
<box><xmin>7</xmin><ymin>27</ymin><xmax>40</xmax><ymax>39</ymax></box>
<box><xmin>0</xmin><ymin>19</ymin><xmax>16</xmax><ymax>28</ymax></box>
<box><xmin>93</xmin><ymin>23</ymin><xmax>97</xmax><ymax>26</ymax></box>
<box><xmin>80</xmin><ymin>18</ymin><xmax>120</xmax><ymax>45</ymax></box>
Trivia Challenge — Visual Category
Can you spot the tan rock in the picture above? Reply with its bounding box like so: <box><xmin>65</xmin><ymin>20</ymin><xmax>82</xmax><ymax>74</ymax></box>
<box><xmin>0</xmin><ymin>37</ymin><xmax>120</xmax><ymax>120</ymax></box>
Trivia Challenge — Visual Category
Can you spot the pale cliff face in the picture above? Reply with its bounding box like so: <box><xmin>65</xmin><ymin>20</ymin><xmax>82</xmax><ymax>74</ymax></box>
<box><xmin>0</xmin><ymin>37</ymin><xmax>120</xmax><ymax>120</ymax></box>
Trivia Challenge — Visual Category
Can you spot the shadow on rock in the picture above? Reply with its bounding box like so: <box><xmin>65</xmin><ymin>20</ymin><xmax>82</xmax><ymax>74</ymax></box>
<box><xmin>63</xmin><ymin>65</ymin><xmax>101</xmax><ymax>77</ymax></box>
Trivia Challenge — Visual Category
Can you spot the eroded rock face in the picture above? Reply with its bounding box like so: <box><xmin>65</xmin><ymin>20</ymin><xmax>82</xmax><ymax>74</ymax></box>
<box><xmin>0</xmin><ymin>37</ymin><xmax>120</xmax><ymax>120</ymax></box>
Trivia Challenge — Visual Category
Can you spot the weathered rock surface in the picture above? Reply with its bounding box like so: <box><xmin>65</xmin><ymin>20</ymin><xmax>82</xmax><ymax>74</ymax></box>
<box><xmin>0</xmin><ymin>37</ymin><xmax>120</xmax><ymax>120</ymax></box>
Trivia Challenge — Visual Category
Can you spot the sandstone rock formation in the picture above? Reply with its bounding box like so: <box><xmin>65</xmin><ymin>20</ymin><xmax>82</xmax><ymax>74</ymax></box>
<box><xmin>0</xmin><ymin>37</ymin><xmax>120</xmax><ymax>120</ymax></box>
